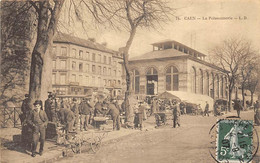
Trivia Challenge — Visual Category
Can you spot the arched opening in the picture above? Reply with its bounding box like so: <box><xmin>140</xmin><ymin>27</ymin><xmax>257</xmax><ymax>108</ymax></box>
<box><xmin>146</xmin><ymin>67</ymin><xmax>158</xmax><ymax>95</ymax></box>
<box><xmin>220</xmin><ymin>76</ymin><xmax>224</xmax><ymax>98</ymax></box>
<box><xmin>216</xmin><ymin>75</ymin><xmax>219</xmax><ymax>98</ymax></box>
<box><xmin>199</xmin><ymin>69</ymin><xmax>203</xmax><ymax>94</ymax></box>
<box><xmin>191</xmin><ymin>67</ymin><xmax>196</xmax><ymax>93</ymax></box>
<box><xmin>131</xmin><ymin>69</ymin><xmax>140</xmax><ymax>94</ymax></box>
<box><xmin>166</xmin><ymin>66</ymin><xmax>179</xmax><ymax>91</ymax></box>
<box><xmin>205</xmin><ymin>71</ymin><xmax>209</xmax><ymax>95</ymax></box>
<box><xmin>210</xmin><ymin>73</ymin><xmax>214</xmax><ymax>98</ymax></box>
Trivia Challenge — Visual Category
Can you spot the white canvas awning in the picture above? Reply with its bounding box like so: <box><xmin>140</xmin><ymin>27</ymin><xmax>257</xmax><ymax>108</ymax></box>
<box><xmin>158</xmin><ymin>91</ymin><xmax>214</xmax><ymax>111</ymax></box>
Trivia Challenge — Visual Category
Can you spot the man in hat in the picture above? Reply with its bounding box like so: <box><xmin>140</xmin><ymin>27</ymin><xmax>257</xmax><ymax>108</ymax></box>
<box><xmin>20</xmin><ymin>94</ymin><xmax>31</xmax><ymax>147</ymax></box>
<box><xmin>27</xmin><ymin>100</ymin><xmax>48</xmax><ymax>157</ymax></box>
<box><xmin>45</xmin><ymin>92</ymin><xmax>56</xmax><ymax>122</ymax></box>
<box><xmin>58</xmin><ymin>102</ymin><xmax>75</xmax><ymax>138</ymax></box>
<box><xmin>79</xmin><ymin>97</ymin><xmax>92</xmax><ymax>131</ymax></box>
<box><xmin>105</xmin><ymin>99</ymin><xmax>121</xmax><ymax>130</ymax></box>
<box><xmin>70</xmin><ymin>98</ymin><xmax>79</xmax><ymax>130</ymax></box>
<box><xmin>234</xmin><ymin>100</ymin><xmax>243</xmax><ymax>118</ymax></box>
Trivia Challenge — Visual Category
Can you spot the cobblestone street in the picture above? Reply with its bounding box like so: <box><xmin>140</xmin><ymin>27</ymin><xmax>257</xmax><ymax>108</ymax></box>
<box><xmin>58</xmin><ymin>110</ymin><xmax>260</xmax><ymax>163</ymax></box>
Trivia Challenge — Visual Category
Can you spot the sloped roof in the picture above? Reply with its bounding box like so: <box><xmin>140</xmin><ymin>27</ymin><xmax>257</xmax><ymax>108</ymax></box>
<box><xmin>53</xmin><ymin>32</ymin><xmax>116</xmax><ymax>54</ymax></box>
<box><xmin>129</xmin><ymin>48</ymin><xmax>189</xmax><ymax>61</ymax></box>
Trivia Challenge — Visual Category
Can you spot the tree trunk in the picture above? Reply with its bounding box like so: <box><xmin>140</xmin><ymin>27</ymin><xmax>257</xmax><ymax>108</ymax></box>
<box><xmin>228</xmin><ymin>88</ymin><xmax>232</xmax><ymax>112</ymax></box>
<box><xmin>123</xmin><ymin>27</ymin><xmax>137</xmax><ymax>123</ymax></box>
<box><xmin>28</xmin><ymin>1</ymin><xmax>64</xmax><ymax>106</ymax></box>
<box><xmin>250</xmin><ymin>90</ymin><xmax>254</xmax><ymax>106</ymax></box>
<box><xmin>241</xmin><ymin>85</ymin><xmax>246</xmax><ymax>109</ymax></box>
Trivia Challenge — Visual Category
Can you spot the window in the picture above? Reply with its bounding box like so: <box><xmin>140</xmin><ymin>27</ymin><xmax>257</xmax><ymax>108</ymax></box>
<box><xmin>92</xmin><ymin>76</ymin><xmax>95</xmax><ymax>85</ymax></box>
<box><xmin>108</xmin><ymin>57</ymin><xmax>111</xmax><ymax>64</ymax></box>
<box><xmin>205</xmin><ymin>71</ymin><xmax>209</xmax><ymax>96</ymax></box>
<box><xmin>147</xmin><ymin>67</ymin><xmax>158</xmax><ymax>75</ymax></box>
<box><xmin>61</xmin><ymin>47</ymin><xmax>67</xmax><ymax>56</ymax></box>
<box><xmin>118</xmin><ymin>70</ymin><xmax>121</xmax><ymax>76</ymax></box>
<box><xmin>71</xmin><ymin>74</ymin><xmax>76</xmax><ymax>82</ymax></box>
<box><xmin>79</xmin><ymin>50</ymin><xmax>83</xmax><ymax>59</ymax></box>
<box><xmin>103</xmin><ymin>67</ymin><xmax>107</xmax><ymax>75</ymax></box>
<box><xmin>132</xmin><ymin>70</ymin><xmax>140</xmax><ymax>94</ymax></box>
<box><xmin>98</xmin><ymin>54</ymin><xmax>101</xmax><ymax>63</ymax></box>
<box><xmin>52</xmin><ymin>60</ymin><xmax>56</xmax><ymax>69</ymax></box>
<box><xmin>60</xmin><ymin>60</ymin><xmax>66</xmax><ymax>69</ymax></box>
<box><xmin>118</xmin><ymin>80</ymin><xmax>121</xmax><ymax>85</ymax></box>
<box><xmin>52</xmin><ymin>74</ymin><xmax>56</xmax><ymax>84</ymax></box>
<box><xmin>60</xmin><ymin>74</ymin><xmax>66</xmax><ymax>84</ymax></box>
<box><xmin>103</xmin><ymin>56</ymin><xmax>107</xmax><ymax>64</ymax></box>
<box><xmin>108</xmin><ymin>80</ymin><xmax>111</xmax><ymax>86</ymax></box>
<box><xmin>86</xmin><ymin>51</ymin><xmax>90</xmax><ymax>60</ymax></box>
<box><xmin>199</xmin><ymin>69</ymin><xmax>203</xmax><ymax>94</ymax></box>
<box><xmin>92</xmin><ymin>65</ymin><xmax>96</xmax><ymax>73</ymax></box>
<box><xmin>72</xmin><ymin>61</ymin><xmax>76</xmax><ymax>70</ymax></box>
<box><xmin>85</xmin><ymin>76</ymin><xmax>89</xmax><ymax>85</ymax></box>
<box><xmin>85</xmin><ymin>64</ymin><xmax>89</xmax><ymax>72</ymax></box>
<box><xmin>79</xmin><ymin>75</ymin><xmax>83</xmax><ymax>85</ymax></box>
<box><xmin>114</xmin><ymin>70</ymin><xmax>116</xmax><ymax>76</ymax></box>
<box><xmin>72</xmin><ymin>49</ymin><xmax>76</xmax><ymax>58</ymax></box>
<box><xmin>98</xmin><ymin>77</ymin><xmax>101</xmax><ymax>87</ymax></box>
<box><xmin>166</xmin><ymin>66</ymin><xmax>179</xmax><ymax>91</ymax></box>
<box><xmin>191</xmin><ymin>67</ymin><xmax>196</xmax><ymax>93</ymax></box>
<box><xmin>79</xmin><ymin>63</ymin><xmax>83</xmax><ymax>72</ymax></box>
<box><xmin>98</xmin><ymin>66</ymin><xmax>101</xmax><ymax>75</ymax></box>
<box><xmin>103</xmin><ymin>79</ymin><xmax>107</xmax><ymax>86</ymax></box>
<box><xmin>92</xmin><ymin>53</ymin><xmax>96</xmax><ymax>62</ymax></box>
<box><xmin>108</xmin><ymin>68</ymin><xmax>111</xmax><ymax>75</ymax></box>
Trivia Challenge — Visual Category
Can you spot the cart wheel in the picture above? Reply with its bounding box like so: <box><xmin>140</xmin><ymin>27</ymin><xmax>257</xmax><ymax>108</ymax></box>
<box><xmin>91</xmin><ymin>137</ymin><xmax>102</xmax><ymax>153</ymax></box>
<box><xmin>71</xmin><ymin>143</ymin><xmax>81</xmax><ymax>154</ymax></box>
<box><xmin>70</xmin><ymin>136</ymin><xmax>81</xmax><ymax>154</ymax></box>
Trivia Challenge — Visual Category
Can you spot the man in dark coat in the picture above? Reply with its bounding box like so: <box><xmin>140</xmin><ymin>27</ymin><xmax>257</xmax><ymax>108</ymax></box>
<box><xmin>58</xmin><ymin>104</ymin><xmax>75</xmax><ymax>134</ymax></box>
<box><xmin>136</xmin><ymin>101</ymin><xmax>146</xmax><ymax>130</ymax></box>
<box><xmin>79</xmin><ymin>98</ymin><xmax>92</xmax><ymax>131</ymax></box>
<box><xmin>105</xmin><ymin>100</ymin><xmax>120</xmax><ymax>130</ymax></box>
<box><xmin>20</xmin><ymin>94</ymin><xmax>32</xmax><ymax>147</ymax></box>
<box><xmin>234</xmin><ymin>100</ymin><xmax>243</xmax><ymax>118</ymax></box>
<box><xmin>172</xmin><ymin>102</ymin><xmax>181</xmax><ymax>128</ymax></box>
<box><xmin>70</xmin><ymin>98</ymin><xmax>79</xmax><ymax>129</ymax></box>
<box><xmin>204</xmin><ymin>101</ymin><xmax>209</xmax><ymax>117</ymax></box>
<box><xmin>44</xmin><ymin>93</ymin><xmax>56</xmax><ymax>122</ymax></box>
<box><xmin>27</xmin><ymin>100</ymin><xmax>48</xmax><ymax>157</ymax></box>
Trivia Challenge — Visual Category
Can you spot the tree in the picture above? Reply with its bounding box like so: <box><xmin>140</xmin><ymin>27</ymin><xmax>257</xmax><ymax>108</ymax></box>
<box><xmin>1</xmin><ymin>2</ymin><xmax>34</xmax><ymax>106</ymax></box>
<box><xmin>239</xmin><ymin>52</ymin><xmax>259</xmax><ymax>108</ymax></box>
<box><xmin>209</xmin><ymin>38</ymin><xmax>257</xmax><ymax>111</ymax></box>
<box><xmin>81</xmin><ymin>0</ymin><xmax>174</xmax><ymax>122</ymax></box>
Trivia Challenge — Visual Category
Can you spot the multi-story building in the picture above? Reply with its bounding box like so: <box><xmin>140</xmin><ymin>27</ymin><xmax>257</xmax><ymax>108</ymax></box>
<box><xmin>51</xmin><ymin>33</ymin><xmax>124</xmax><ymax>97</ymax></box>
<box><xmin>128</xmin><ymin>40</ymin><xmax>228</xmax><ymax>100</ymax></box>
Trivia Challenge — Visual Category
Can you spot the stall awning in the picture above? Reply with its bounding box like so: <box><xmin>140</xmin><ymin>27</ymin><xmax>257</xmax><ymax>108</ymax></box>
<box><xmin>158</xmin><ymin>91</ymin><xmax>214</xmax><ymax>111</ymax></box>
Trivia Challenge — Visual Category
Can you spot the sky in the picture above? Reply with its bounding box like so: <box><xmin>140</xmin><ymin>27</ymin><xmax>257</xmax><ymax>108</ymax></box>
<box><xmin>59</xmin><ymin>0</ymin><xmax>260</xmax><ymax>58</ymax></box>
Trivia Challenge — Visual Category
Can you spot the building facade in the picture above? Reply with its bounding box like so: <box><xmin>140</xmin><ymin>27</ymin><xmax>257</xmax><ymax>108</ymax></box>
<box><xmin>52</xmin><ymin>33</ymin><xmax>124</xmax><ymax>97</ymax></box>
<box><xmin>128</xmin><ymin>40</ymin><xmax>228</xmax><ymax>100</ymax></box>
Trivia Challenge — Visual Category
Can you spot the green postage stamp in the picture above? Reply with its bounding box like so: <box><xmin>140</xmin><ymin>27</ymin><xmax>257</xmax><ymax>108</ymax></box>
<box><xmin>217</xmin><ymin>119</ymin><xmax>253</xmax><ymax>162</ymax></box>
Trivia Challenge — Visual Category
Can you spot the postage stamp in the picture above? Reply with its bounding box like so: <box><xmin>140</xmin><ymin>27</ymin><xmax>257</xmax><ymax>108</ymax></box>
<box><xmin>217</xmin><ymin>119</ymin><xmax>253</xmax><ymax>163</ymax></box>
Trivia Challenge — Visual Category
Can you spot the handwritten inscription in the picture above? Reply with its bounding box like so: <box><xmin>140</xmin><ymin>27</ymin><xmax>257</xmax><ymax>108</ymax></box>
<box><xmin>176</xmin><ymin>16</ymin><xmax>247</xmax><ymax>21</ymax></box>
